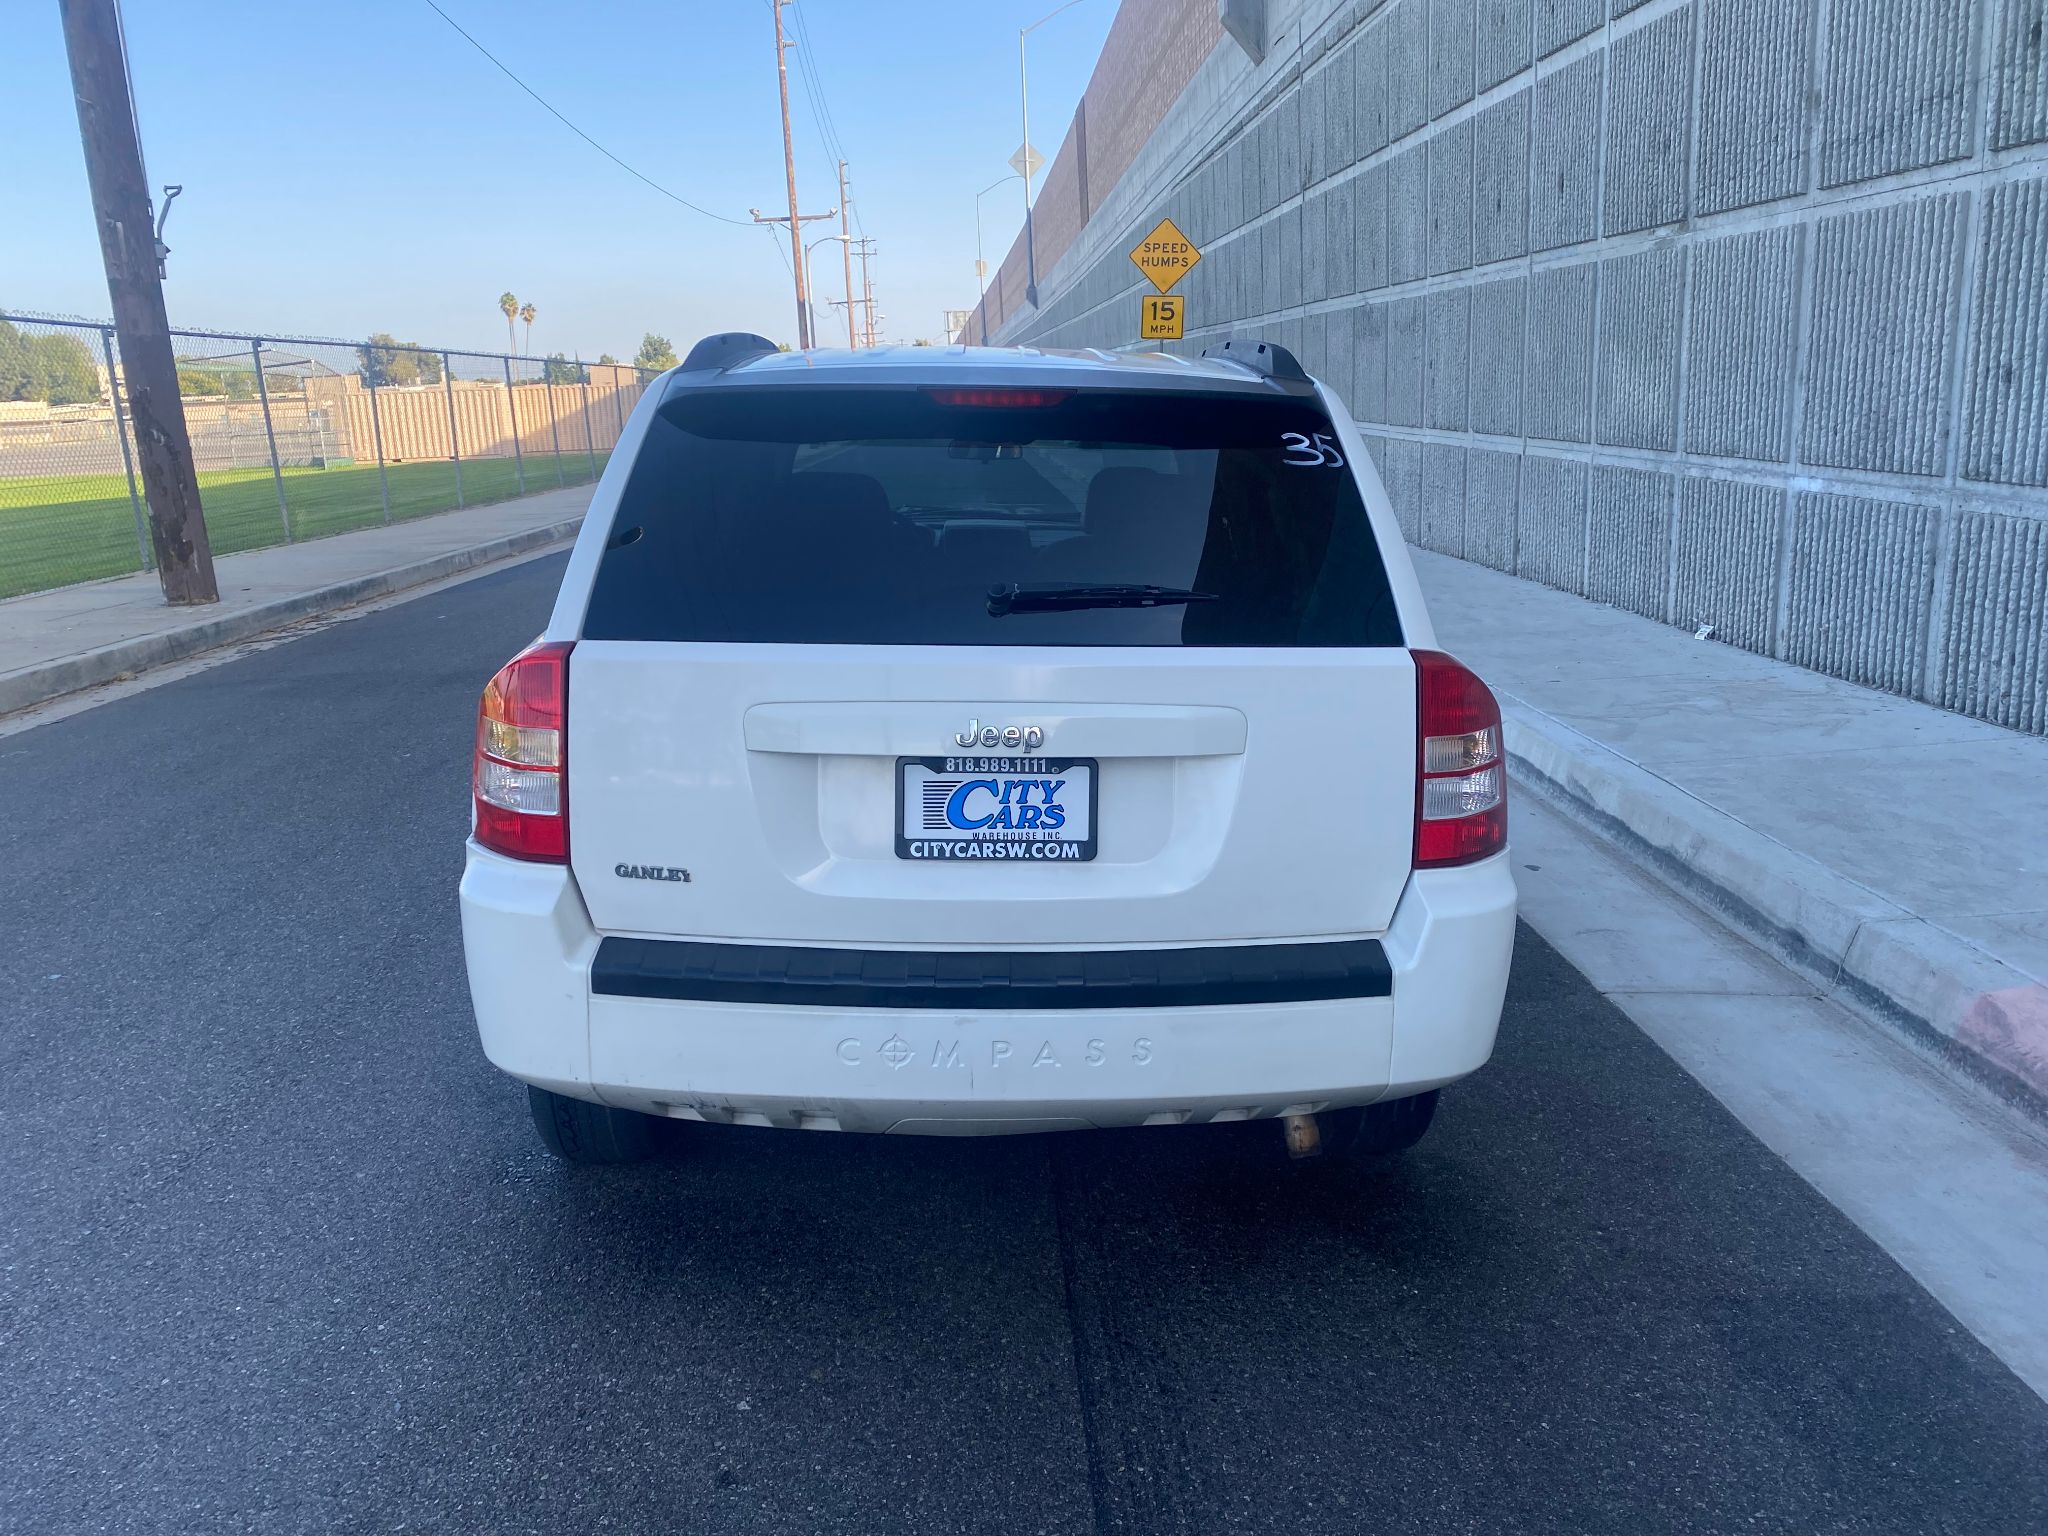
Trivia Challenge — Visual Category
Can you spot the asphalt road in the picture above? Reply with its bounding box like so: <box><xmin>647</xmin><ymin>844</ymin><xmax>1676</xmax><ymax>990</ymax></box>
<box><xmin>5</xmin><ymin>553</ymin><xmax>2046</xmax><ymax>1535</ymax></box>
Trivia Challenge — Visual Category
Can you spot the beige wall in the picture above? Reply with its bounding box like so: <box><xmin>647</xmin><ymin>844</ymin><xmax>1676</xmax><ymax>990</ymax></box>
<box><xmin>304</xmin><ymin>374</ymin><xmax>647</xmax><ymax>465</ymax></box>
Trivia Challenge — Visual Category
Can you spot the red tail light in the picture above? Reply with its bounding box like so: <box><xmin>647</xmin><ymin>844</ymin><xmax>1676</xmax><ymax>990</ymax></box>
<box><xmin>473</xmin><ymin>640</ymin><xmax>572</xmax><ymax>863</ymax></box>
<box><xmin>1412</xmin><ymin>649</ymin><xmax>1506</xmax><ymax>868</ymax></box>
<box><xmin>923</xmin><ymin>387</ymin><xmax>1071</xmax><ymax>408</ymax></box>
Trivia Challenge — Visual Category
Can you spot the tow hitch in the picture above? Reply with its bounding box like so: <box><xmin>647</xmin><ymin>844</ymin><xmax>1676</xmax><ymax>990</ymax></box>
<box><xmin>1282</xmin><ymin>1113</ymin><xmax>1323</xmax><ymax>1159</ymax></box>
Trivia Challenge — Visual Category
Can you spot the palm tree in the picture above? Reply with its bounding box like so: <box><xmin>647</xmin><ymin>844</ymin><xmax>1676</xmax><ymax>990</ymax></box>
<box><xmin>498</xmin><ymin>291</ymin><xmax>518</xmax><ymax>353</ymax></box>
<box><xmin>520</xmin><ymin>302</ymin><xmax>536</xmax><ymax>356</ymax></box>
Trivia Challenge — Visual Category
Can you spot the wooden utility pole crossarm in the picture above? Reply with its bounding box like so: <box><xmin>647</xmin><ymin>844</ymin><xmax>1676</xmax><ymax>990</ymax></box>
<box><xmin>59</xmin><ymin>0</ymin><xmax>217</xmax><ymax>604</ymax></box>
<box><xmin>751</xmin><ymin>206</ymin><xmax>839</xmax><ymax>349</ymax></box>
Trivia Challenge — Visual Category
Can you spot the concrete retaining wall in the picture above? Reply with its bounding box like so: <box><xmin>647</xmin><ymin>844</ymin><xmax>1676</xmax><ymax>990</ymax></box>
<box><xmin>988</xmin><ymin>0</ymin><xmax>2048</xmax><ymax>736</ymax></box>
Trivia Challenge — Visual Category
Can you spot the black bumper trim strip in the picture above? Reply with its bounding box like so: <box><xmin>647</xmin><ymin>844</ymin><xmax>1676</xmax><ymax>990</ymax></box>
<box><xmin>591</xmin><ymin>937</ymin><xmax>1392</xmax><ymax>1010</ymax></box>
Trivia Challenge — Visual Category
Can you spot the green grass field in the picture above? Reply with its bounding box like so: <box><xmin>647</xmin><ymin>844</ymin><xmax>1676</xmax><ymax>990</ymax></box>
<box><xmin>0</xmin><ymin>451</ymin><xmax>606</xmax><ymax>600</ymax></box>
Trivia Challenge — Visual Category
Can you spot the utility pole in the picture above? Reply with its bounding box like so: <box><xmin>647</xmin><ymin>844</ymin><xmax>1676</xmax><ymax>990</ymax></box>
<box><xmin>59</xmin><ymin>0</ymin><xmax>217</xmax><ymax>604</ymax></box>
<box><xmin>836</xmin><ymin>160</ymin><xmax>858</xmax><ymax>349</ymax></box>
<box><xmin>770</xmin><ymin>0</ymin><xmax>808</xmax><ymax>348</ymax></box>
<box><xmin>851</xmin><ymin>238</ymin><xmax>878</xmax><ymax>348</ymax></box>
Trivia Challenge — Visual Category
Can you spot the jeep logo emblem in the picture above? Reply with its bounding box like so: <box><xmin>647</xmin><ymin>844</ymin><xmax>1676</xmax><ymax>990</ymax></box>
<box><xmin>953</xmin><ymin>718</ymin><xmax>1046</xmax><ymax>751</ymax></box>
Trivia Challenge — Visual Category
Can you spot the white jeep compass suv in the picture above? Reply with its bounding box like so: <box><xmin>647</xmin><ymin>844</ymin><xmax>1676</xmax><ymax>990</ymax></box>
<box><xmin>460</xmin><ymin>334</ymin><xmax>1516</xmax><ymax>1165</ymax></box>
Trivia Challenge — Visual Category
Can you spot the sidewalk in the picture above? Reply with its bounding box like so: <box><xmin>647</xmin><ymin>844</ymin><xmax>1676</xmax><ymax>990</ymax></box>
<box><xmin>0</xmin><ymin>485</ymin><xmax>592</xmax><ymax>716</ymax></box>
<box><xmin>1413</xmin><ymin>549</ymin><xmax>2048</xmax><ymax>1114</ymax></box>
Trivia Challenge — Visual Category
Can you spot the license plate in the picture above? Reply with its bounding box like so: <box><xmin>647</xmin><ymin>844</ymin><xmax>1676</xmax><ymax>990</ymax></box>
<box><xmin>896</xmin><ymin>756</ymin><xmax>1098</xmax><ymax>862</ymax></box>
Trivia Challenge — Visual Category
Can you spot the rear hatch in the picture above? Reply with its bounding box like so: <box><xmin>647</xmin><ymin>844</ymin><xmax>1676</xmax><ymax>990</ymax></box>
<box><xmin>566</xmin><ymin>383</ymin><xmax>1413</xmax><ymax>949</ymax></box>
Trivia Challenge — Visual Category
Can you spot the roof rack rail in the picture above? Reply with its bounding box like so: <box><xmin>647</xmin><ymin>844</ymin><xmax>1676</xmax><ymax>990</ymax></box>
<box><xmin>1200</xmin><ymin>337</ymin><xmax>1310</xmax><ymax>384</ymax></box>
<box><xmin>681</xmin><ymin>332</ymin><xmax>778</xmax><ymax>371</ymax></box>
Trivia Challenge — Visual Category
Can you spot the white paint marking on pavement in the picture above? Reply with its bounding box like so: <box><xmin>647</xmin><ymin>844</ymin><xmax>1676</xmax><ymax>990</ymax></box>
<box><xmin>1513</xmin><ymin>792</ymin><xmax>2048</xmax><ymax>1403</ymax></box>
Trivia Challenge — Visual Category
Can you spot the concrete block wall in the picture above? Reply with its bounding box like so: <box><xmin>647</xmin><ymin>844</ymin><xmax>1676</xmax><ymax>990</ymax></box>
<box><xmin>991</xmin><ymin>0</ymin><xmax>2048</xmax><ymax>737</ymax></box>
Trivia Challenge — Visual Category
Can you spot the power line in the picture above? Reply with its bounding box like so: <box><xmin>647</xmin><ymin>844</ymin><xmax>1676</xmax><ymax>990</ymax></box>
<box><xmin>783</xmin><ymin>0</ymin><xmax>865</xmax><ymax>238</ymax></box>
<box><xmin>790</xmin><ymin>9</ymin><xmax>864</xmax><ymax>241</ymax></box>
<box><xmin>761</xmin><ymin>226</ymin><xmax>796</xmax><ymax>280</ymax></box>
<box><xmin>786</xmin><ymin>2</ymin><xmax>844</xmax><ymax>162</ymax></box>
<box><xmin>421</xmin><ymin>0</ymin><xmax>754</xmax><ymax>228</ymax></box>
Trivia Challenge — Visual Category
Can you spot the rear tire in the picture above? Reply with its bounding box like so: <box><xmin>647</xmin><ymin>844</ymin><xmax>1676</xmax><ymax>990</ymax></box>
<box><xmin>1321</xmin><ymin>1089</ymin><xmax>1440</xmax><ymax>1157</ymax></box>
<box><xmin>526</xmin><ymin>1085</ymin><xmax>661</xmax><ymax>1164</ymax></box>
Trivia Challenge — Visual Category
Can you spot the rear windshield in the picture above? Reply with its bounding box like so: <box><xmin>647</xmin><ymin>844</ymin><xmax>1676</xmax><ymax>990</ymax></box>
<box><xmin>580</xmin><ymin>387</ymin><xmax>1402</xmax><ymax>647</ymax></box>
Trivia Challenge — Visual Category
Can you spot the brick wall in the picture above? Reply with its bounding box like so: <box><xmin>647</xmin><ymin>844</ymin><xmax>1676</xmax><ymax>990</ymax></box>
<box><xmin>990</xmin><ymin>0</ymin><xmax>2048</xmax><ymax>737</ymax></box>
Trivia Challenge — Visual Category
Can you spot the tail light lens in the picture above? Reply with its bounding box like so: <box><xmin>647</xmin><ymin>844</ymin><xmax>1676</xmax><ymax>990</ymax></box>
<box><xmin>473</xmin><ymin>640</ymin><xmax>572</xmax><ymax>863</ymax></box>
<box><xmin>1413</xmin><ymin>649</ymin><xmax>1506</xmax><ymax>868</ymax></box>
<box><xmin>923</xmin><ymin>387</ymin><xmax>1071</xmax><ymax>407</ymax></box>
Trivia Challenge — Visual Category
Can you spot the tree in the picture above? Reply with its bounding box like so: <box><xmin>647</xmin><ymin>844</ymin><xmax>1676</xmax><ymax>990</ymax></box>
<box><xmin>0</xmin><ymin>320</ymin><xmax>29</xmax><ymax>399</ymax></box>
<box><xmin>499</xmin><ymin>291</ymin><xmax>519</xmax><ymax>353</ymax></box>
<box><xmin>36</xmin><ymin>334</ymin><xmax>101</xmax><ymax>403</ymax></box>
<box><xmin>0</xmin><ymin>321</ymin><xmax>102</xmax><ymax>404</ymax></box>
<box><xmin>596</xmin><ymin>352</ymin><xmax>620</xmax><ymax>366</ymax></box>
<box><xmin>358</xmin><ymin>333</ymin><xmax>443</xmax><ymax>388</ymax></box>
<box><xmin>520</xmin><ymin>301</ymin><xmax>536</xmax><ymax>355</ymax></box>
<box><xmin>543</xmin><ymin>352</ymin><xmax>587</xmax><ymax>385</ymax></box>
<box><xmin>633</xmin><ymin>332</ymin><xmax>679</xmax><ymax>372</ymax></box>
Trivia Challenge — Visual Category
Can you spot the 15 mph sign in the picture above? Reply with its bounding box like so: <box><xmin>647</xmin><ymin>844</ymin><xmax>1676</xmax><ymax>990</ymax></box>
<box><xmin>1140</xmin><ymin>295</ymin><xmax>1184</xmax><ymax>340</ymax></box>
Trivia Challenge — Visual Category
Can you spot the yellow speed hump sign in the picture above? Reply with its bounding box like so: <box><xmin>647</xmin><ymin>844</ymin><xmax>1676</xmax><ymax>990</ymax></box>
<box><xmin>1140</xmin><ymin>293</ymin><xmax>1185</xmax><ymax>341</ymax></box>
<box><xmin>1130</xmin><ymin>217</ymin><xmax>1201</xmax><ymax>293</ymax></box>
<box><xmin>1133</xmin><ymin>218</ymin><xmax>1199</xmax><ymax>344</ymax></box>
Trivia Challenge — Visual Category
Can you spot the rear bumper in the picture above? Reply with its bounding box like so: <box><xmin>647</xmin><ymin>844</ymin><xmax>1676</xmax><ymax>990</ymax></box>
<box><xmin>459</xmin><ymin>846</ymin><xmax>1516</xmax><ymax>1135</ymax></box>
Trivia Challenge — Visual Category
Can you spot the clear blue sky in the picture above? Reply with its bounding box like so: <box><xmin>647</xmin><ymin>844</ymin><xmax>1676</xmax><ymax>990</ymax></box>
<box><xmin>1</xmin><ymin>0</ymin><xmax>1116</xmax><ymax>356</ymax></box>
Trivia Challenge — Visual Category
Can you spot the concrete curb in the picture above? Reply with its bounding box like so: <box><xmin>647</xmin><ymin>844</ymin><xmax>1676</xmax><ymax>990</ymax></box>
<box><xmin>1501</xmin><ymin>698</ymin><xmax>2048</xmax><ymax>1119</ymax></box>
<box><xmin>0</xmin><ymin>516</ymin><xmax>581</xmax><ymax>719</ymax></box>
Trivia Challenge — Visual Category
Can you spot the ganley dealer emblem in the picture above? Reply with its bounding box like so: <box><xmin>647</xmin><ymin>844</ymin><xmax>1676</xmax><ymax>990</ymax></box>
<box><xmin>953</xmin><ymin>718</ymin><xmax>1046</xmax><ymax>751</ymax></box>
<box><xmin>616</xmin><ymin>864</ymin><xmax>691</xmax><ymax>883</ymax></box>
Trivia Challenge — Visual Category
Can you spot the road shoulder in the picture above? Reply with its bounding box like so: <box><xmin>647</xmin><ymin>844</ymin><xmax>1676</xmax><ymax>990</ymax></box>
<box><xmin>1511</xmin><ymin>791</ymin><xmax>2048</xmax><ymax>1403</ymax></box>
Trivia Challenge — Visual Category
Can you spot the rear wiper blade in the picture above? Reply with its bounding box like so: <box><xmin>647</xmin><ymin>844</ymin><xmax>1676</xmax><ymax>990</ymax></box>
<box><xmin>986</xmin><ymin>582</ymin><xmax>1220</xmax><ymax>617</ymax></box>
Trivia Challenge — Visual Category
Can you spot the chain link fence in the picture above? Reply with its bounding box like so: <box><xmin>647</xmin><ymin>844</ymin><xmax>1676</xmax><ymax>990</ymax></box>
<box><xmin>0</xmin><ymin>312</ymin><xmax>657</xmax><ymax>600</ymax></box>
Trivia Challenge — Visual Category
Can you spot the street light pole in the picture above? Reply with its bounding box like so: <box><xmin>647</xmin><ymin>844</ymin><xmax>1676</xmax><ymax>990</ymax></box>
<box><xmin>1018</xmin><ymin>0</ymin><xmax>1089</xmax><ymax>310</ymax></box>
<box><xmin>976</xmin><ymin>173</ymin><xmax>1022</xmax><ymax>296</ymax></box>
<box><xmin>1018</xmin><ymin>27</ymin><xmax>1034</xmax><ymax>306</ymax></box>
<box><xmin>805</xmin><ymin>232</ymin><xmax>851</xmax><ymax>349</ymax></box>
